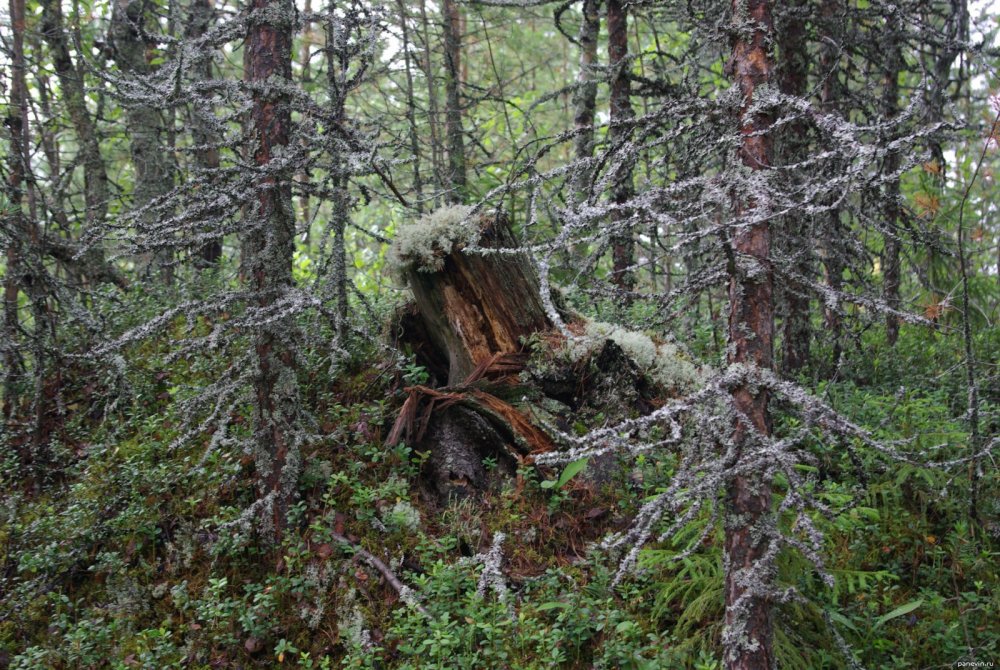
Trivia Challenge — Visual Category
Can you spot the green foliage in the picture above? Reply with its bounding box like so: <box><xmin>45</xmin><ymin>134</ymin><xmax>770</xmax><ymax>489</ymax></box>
<box><xmin>343</xmin><ymin>556</ymin><xmax>678</xmax><ymax>670</ymax></box>
<box><xmin>540</xmin><ymin>457</ymin><xmax>589</xmax><ymax>490</ymax></box>
<box><xmin>3</xmin><ymin>11</ymin><xmax>999</xmax><ymax>667</ymax></box>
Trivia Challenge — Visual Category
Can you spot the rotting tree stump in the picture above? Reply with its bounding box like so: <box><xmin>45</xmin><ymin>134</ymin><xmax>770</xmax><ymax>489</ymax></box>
<box><xmin>390</xmin><ymin>210</ymin><xmax>558</xmax><ymax>500</ymax></box>
<box><xmin>389</xmin><ymin>208</ymin><xmax>695</xmax><ymax>502</ymax></box>
<box><xmin>402</xmin><ymin>211</ymin><xmax>552</xmax><ymax>386</ymax></box>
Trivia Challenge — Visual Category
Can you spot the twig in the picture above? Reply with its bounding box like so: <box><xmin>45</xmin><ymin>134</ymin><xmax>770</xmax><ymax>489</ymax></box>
<box><xmin>956</xmin><ymin>103</ymin><xmax>999</xmax><ymax>532</ymax></box>
<box><xmin>330</xmin><ymin>531</ymin><xmax>430</xmax><ymax>616</ymax></box>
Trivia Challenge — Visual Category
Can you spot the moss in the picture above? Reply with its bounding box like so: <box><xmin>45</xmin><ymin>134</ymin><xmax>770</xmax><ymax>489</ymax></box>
<box><xmin>387</xmin><ymin>205</ymin><xmax>476</xmax><ymax>279</ymax></box>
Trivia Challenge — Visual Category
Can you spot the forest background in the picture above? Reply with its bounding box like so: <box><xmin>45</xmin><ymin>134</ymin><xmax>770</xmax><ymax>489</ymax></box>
<box><xmin>0</xmin><ymin>0</ymin><xmax>999</xmax><ymax>667</ymax></box>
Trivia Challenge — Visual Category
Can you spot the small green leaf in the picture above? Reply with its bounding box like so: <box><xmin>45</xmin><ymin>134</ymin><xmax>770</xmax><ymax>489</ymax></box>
<box><xmin>827</xmin><ymin>609</ymin><xmax>860</xmax><ymax>635</ymax></box>
<box><xmin>555</xmin><ymin>458</ymin><xmax>589</xmax><ymax>489</ymax></box>
<box><xmin>874</xmin><ymin>599</ymin><xmax>922</xmax><ymax>628</ymax></box>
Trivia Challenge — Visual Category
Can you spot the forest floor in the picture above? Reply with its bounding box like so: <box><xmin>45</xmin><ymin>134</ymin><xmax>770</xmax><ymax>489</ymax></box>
<box><xmin>0</xmin><ymin>296</ymin><xmax>997</xmax><ymax>669</ymax></box>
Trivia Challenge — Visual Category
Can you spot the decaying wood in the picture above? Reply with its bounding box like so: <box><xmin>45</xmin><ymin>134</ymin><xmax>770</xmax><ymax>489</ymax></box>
<box><xmin>402</xmin><ymin>214</ymin><xmax>552</xmax><ymax>386</ymax></box>
<box><xmin>387</xmin><ymin>383</ymin><xmax>554</xmax><ymax>456</ymax></box>
<box><xmin>392</xmin><ymin>211</ymin><xmax>677</xmax><ymax>501</ymax></box>
<box><xmin>387</xmin><ymin>376</ymin><xmax>554</xmax><ymax>500</ymax></box>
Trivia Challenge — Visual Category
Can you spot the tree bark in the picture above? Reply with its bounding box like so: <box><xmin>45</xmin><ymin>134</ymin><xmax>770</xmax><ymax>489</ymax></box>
<box><xmin>777</xmin><ymin>0</ymin><xmax>811</xmax><ymax>374</ymax></box>
<box><xmin>572</xmin><ymin>0</ymin><xmax>600</xmax><ymax>201</ymax></box>
<box><xmin>297</xmin><ymin>0</ymin><xmax>314</xmax><ymax>250</ymax></box>
<box><xmin>882</xmin><ymin>12</ymin><xmax>903</xmax><ymax>346</ymax></box>
<box><xmin>418</xmin><ymin>0</ymin><xmax>444</xmax><ymax>200</ymax></box>
<box><xmin>441</xmin><ymin>0</ymin><xmax>467</xmax><ymax>203</ymax></box>
<box><xmin>397</xmin><ymin>0</ymin><xmax>425</xmax><ymax>213</ymax></box>
<box><xmin>39</xmin><ymin>0</ymin><xmax>109</xmax><ymax>240</ymax></box>
<box><xmin>819</xmin><ymin>0</ymin><xmax>845</xmax><ymax>367</ymax></box>
<box><xmin>110</xmin><ymin>0</ymin><xmax>175</xmax><ymax>283</ymax></box>
<box><xmin>3</xmin><ymin>0</ymin><xmax>31</xmax><ymax>424</ymax></box>
<box><xmin>325</xmin><ymin>6</ymin><xmax>351</xmax><ymax>339</ymax></box>
<box><xmin>607</xmin><ymin>0</ymin><xmax>635</xmax><ymax>291</ymax></box>
<box><xmin>186</xmin><ymin>0</ymin><xmax>224</xmax><ymax>266</ymax></box>
<box><xmin>724</xmin><ymin>0</ymin><xmax>776</xmax><ymax>668</ymax></box>
<box><xmin>4</xmin><ymin>0</ymin><xmax>53</xmax><ymax>468</ymax></box>
<box><xmin>243</xmin><ymin>0</ymin><xmax>299</xmax><ymax>540</ymax></box>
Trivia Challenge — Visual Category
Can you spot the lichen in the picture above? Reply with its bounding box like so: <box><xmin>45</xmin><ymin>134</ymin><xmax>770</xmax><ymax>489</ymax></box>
<box><xmin>564</xmin><ymin>319</ymin><xmax>706</xmax><ymax>392</ymax></box>
<box><xmin>335</xmin><ymin>586</ymin><xmax>372</xmax><ymax>651</ymax></box>
<box><xmin>387</xmin><ymin>205</ymin><xmax>476</xmax><ymax>278</ymax></box>
<box><xmin>385</xmin><ymin>500</ymin><xmax>421</xmax><ymax>532</ymax></box>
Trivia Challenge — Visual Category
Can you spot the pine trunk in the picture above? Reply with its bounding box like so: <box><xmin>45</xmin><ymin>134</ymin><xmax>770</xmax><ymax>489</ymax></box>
<box><xmin>39</xmin><ymin>0</ymin><xmax>110</xmax><ymax>283</ymax></box>
<box><xmin>186</xmin><ymin>0</ymin><xmax>223</xmax><ymax>266</ymax></box>
<box><xmin>243</xmin><ymin>0</ymin><xmax>298</xmax><ymax>540</ymax></box>
<box><xmin>3</xmin><ymin>0</ymin><xmax>30</xmax><ymax>425</ymax></box>
<box><xmin>441</xmin><ymin>0</ymin><xmax>467</xmax><ymax>204</ymax></box>
<box><xmin>725</xmin><ymin>1</ymin><xmax>776</xmax><ymax>668</ymax></box>
<box><xmin>882</xmin><ymin>13</ymin><xmax>903</xmax><ymax>346</ymax></box>
<box><xmin>397</xmin><ymin>0</ymin><xmax>425</xmax><ymax>212</ymax></box>
<box><xmin>607</xmin><ymin>0</ymin><xmax>635</xmax><ymax>291</ymax></box>
<box><xmin>819</xmin><ymin>0</ymin><xmax>845</xmax><ymax>367</ymax></box>
<box><xmin>111</xmin><ymin>0</ymin><xmax>175</xmax><ymax>283</ymax></box>
<box><xmin>778</xmin><ymin>0</ymin><xmax>811</xmax><ymax>374</ymax></box>
<box><xmin>572</xmin><ymin>0</ymin><xmax>600</xmax><ymax>201</ymax></box>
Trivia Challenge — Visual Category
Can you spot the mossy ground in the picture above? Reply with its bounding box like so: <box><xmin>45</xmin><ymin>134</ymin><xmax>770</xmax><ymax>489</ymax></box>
<box><xmin>1</xmin><ymin>312</ymin><xmax>997</xmax><ymax>669</ymax></box>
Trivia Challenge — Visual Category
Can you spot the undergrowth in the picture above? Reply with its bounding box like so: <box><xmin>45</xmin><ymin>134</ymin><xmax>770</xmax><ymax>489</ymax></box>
<box><xmin>0</xmin><ymin>301</ymin><xmax>997</xmax><ymax>669</ymax></box>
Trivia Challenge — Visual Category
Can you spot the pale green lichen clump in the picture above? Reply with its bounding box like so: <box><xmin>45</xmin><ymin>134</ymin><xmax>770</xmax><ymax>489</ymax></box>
<box><xmin>388</xmin><ymin>205</ymin><xmax>476</xmax><ymax>278</ymax></box>
<box><xmin>569</xmin><ymin>320</ymin><xmax>706</xmax><ymax>391</ymax></box>
<box><xmin>385</xmin><ymin>500</ymin><xmax>422</xmax><ymax>532</ymax></box>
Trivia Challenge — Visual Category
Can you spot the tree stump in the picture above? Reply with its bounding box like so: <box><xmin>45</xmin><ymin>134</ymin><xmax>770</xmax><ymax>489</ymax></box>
<box><xmin>394</xmin><ymin>207</ymin><xmax>552</xmax><ymax>386</ymax></box>
<box><xmin>389</xmin><ymin>206</ymin><xmax>706</xmax><ymax>501</ymax></box>
<box><xmin>390</xmin><ymin>207</ymin><xmax>556</xmax><ymax>500</ymax></box>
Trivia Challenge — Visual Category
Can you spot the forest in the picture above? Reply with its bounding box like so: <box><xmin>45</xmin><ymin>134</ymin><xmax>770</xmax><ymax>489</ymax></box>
<box><xmin>0</xmin><ymin>0</ymin><xmax>998</xmax><ymax>667</ymax></box>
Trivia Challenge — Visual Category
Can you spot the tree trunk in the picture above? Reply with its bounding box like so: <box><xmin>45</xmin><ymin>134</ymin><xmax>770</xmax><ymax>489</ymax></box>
<box><xmin>572</xmin><ymin>0</ymin><xmax>600</xmax><ymax>201</ymax></box>
<box><xmin>397</xmin><ymin>0</ymin><xmax>425</xmax><ymax>213</ymax></box>
<box><xmin>882</xmin><ymin>12</ymin><xmax>903</xmax><ymax>346</ymax></box>
<box><xmin>243</xmin><ymin>0</ymin><xmax>299</xmax><ymax>540</ymax></box>
<box><xmin>777</xmin><ymin>0</ymin><xmax>811</xmax><ymax>374</ymax></box>
<box><xmin>418</xmin><ymin>0</ymin><xmax>444</xmax><ymax>201</ymax></box>
<box><xmin>402</xmin><ymin>214</ymin><xmax>552</xmax><ymax>386</ymax></box>
<box><xmin>39</xmin><ymin>0</ymin><xmax>109</xmax><ymax>244</ymax></box>
<box><xmin>3</xmin><ymin>0</ymin><xmax>31</xmax><ymax>424</ymax></box>
<box><xmin>390</xmin><ymin>212</ymin><xmax>555</xmax><ymax>500</ymax></box>
<box><xmin>441</xmin><ymin>0</ymin><xmax>467</xmax><ymax>204</ymax></box>
<box><xmin>819</xmin><ymin>0</ymin><xmax>845</xmax><ymax>367</ymax></box>
<box><xmin>186</xmin><ymin>0</ymin><xmax>224</xmax><ymax>266</ymax></box>
<box><xmin>724</xmin><ymin>0</ymin><xmax>776</xmax><ymax>668</ymax></box>
<box><xmin>4</xmin><ymin>0</ymin><xmax>52</xmax><ymax>470</ymax></box>
<box><xmin>325</xmin><ymin>7</ymin><xmax>350</xmax><ymax>340</ymax></box>
<box><xmin>110</xmin><ymin>0</ymin><xmax>175</xmax><ymax>283</ymax></box>
<box><xmin>297</xmin><ymin>0</ymin><xmax>314</xmax><ymax>250</ymax></box>
<box><xmin>607</xmin><ymin>0</ymin><xmax>635</xmax><ymax>291</ymax></box>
